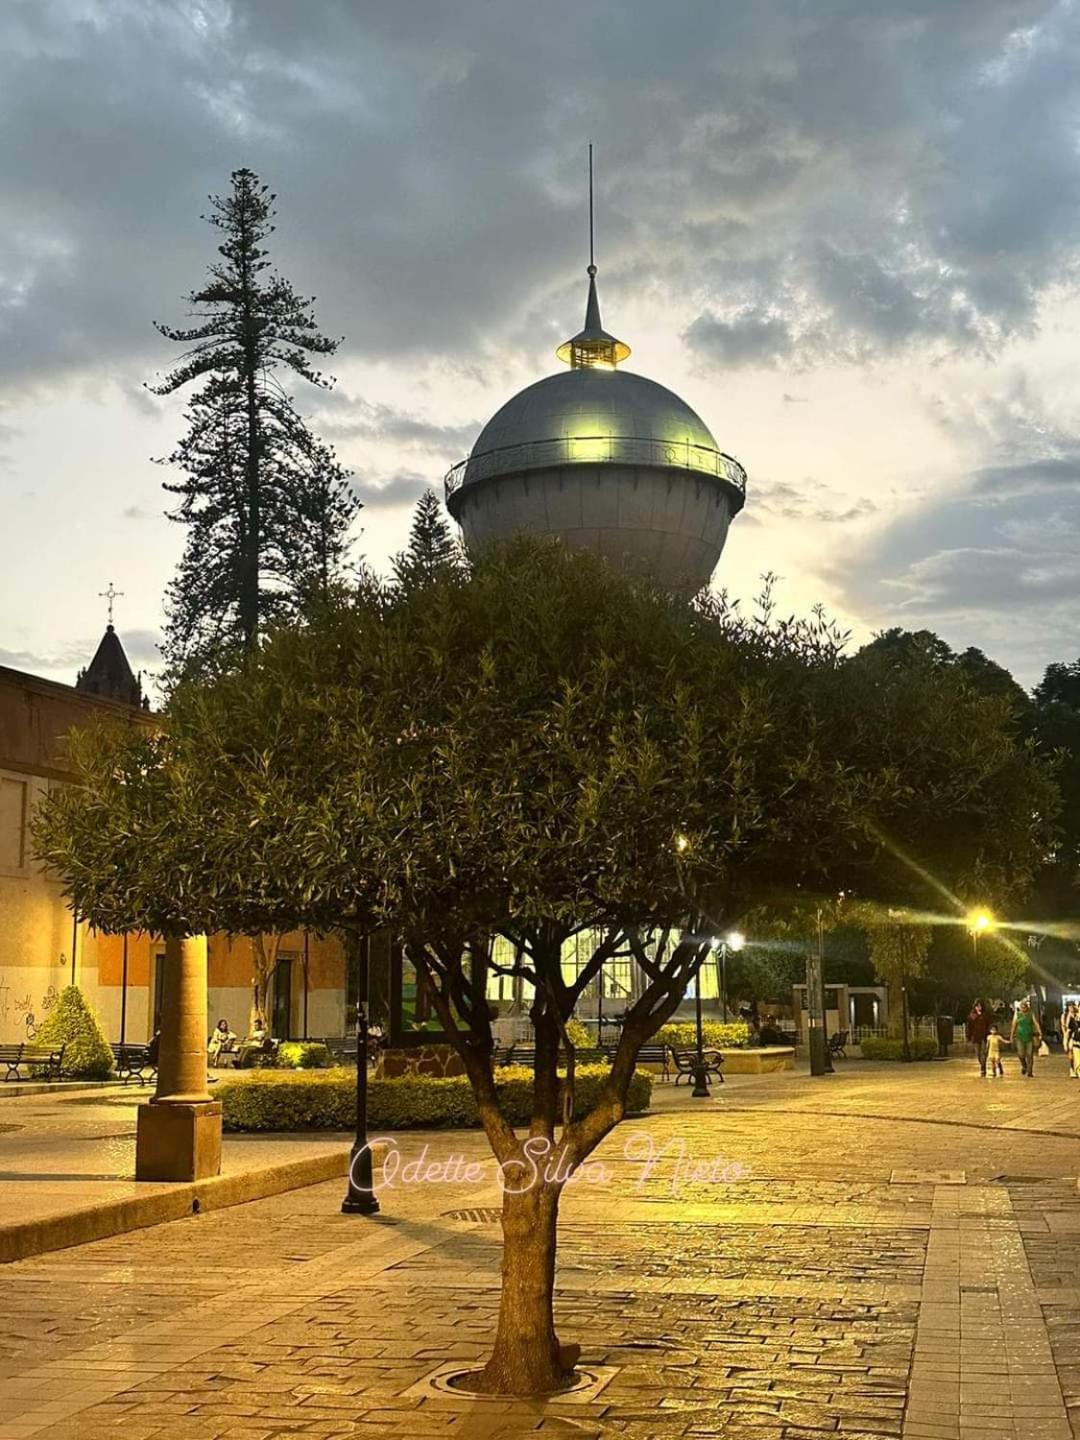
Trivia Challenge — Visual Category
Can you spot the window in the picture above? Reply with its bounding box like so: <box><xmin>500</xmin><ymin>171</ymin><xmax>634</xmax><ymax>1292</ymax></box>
<box><xmin>0</xmin><ymin>777</ymin><xmax>27</xmax><ymax>870</ymax></box>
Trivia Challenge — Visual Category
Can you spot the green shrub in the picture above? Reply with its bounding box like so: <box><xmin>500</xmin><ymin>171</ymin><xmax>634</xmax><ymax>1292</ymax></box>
<box><xmin>564</xmin><ymin>1017</ymin><xmax>592</xmax><ymax>1050</ymax></box>
<box><xmin>655</xmin><ymin>1020</ymin><xmax>751</xmax><ymax>1051</ymax></box>
<box><xmin>859</xmin><ymin>1036</ymin><xmax>938</xmax><ymax>1061</ymax></box>
<box><xmin>34</xmin><ymin>985</ymin><xmax>113</xmax><ymax>1079</ymax></box>
<box><xmin>219</xmin><ymin>1063</ymin><xmax>652</xmax><ymax>1132</ymax></box>
<box><xmin>277</xmin><ymin>1041</ymin><xmax>331</xmax><ymax>1069</ymax></box>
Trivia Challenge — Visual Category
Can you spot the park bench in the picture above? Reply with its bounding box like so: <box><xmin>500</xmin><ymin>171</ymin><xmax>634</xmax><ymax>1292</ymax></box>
<box><xmin>601</xmin><ymin>1042</ymin><xmax>670</xmax><ymax>1078</ymax></box>
<box><xmin>670</xmin><ymin>1046</ymin><xmax>725</xmax><ymax>1085</ymax></box>
<box><xmin>828</xmin><ymin>1030</ymin><xmax>849</xmax><ymax>1060</ymax></box>
<box><xmin>110</xmin><ymin>1042</ymin><xmax>158</xmax><ymax>1086</ymax></box>
<box><xmin>0</xmin><ymin>1042</ymin><xmax>66</xmax><ymax>1082</ymax></box>
<box><xmin>505</xmin><ymin>1043</ymin><xmax>608</xmax><ymax>1068</ymax></box>
<box><xmin>324</xmin><ymin>1034</ymin><xmax>384</xmax><ymax>1066</ymax></box>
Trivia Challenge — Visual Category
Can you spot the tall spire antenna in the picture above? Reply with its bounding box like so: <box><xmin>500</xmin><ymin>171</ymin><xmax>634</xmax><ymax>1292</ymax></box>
<box><xmin>588</xmin><ymin>142</ymin><xmax>595</xmax><ymax>273</ymax></box>
<box><xmin>555</xmin><ymin>144</ymin><xmax>631</xmax><ymax>368</ymax></box>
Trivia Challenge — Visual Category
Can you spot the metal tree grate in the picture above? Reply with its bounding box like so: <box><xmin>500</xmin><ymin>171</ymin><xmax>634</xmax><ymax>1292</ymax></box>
<box><xmin>441</xmin><ymin>1207</ymin><xmax>503</xmax><ymax>1224</ymax></box>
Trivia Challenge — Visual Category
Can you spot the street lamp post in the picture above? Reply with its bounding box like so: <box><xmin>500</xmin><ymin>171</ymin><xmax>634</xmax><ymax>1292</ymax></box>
<box><xmin>719</xmin><ymin>931</ymin><xmax>745</xmax><ymax>1024</ymax></box>
<box><xmin>691</xmin><ymin>959</ymin><xmax>710</xmax><ymax>1097</ymax></box>
<box><xmin>342</xmin><ymin>933</ymin><xmax>379</xmax><ymax>1216</ymax></box>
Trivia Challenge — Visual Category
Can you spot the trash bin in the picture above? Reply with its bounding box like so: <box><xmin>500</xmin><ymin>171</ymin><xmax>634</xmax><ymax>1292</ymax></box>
<box><xmin>936</xmin><ymin>1014</ymin><xmax>954</xmax><ymax>1057</ymax></box>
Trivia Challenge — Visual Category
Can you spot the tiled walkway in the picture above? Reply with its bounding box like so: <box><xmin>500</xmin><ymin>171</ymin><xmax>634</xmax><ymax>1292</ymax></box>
<box><xmin>3</xmin><ymin>1057</ymin><xmax>1080</xmax><ymax>1437</ymax></box>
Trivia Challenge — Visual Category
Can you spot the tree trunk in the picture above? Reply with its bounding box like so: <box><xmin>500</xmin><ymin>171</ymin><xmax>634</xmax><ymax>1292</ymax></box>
<box><xmin>477</xmin><ymin>1182</ymin><xmax>570</xmax><ymax>1395</ymax></box>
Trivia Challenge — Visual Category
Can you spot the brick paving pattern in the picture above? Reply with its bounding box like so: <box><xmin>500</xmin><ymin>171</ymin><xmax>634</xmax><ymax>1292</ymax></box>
<box><xmin>3</xmin><ymin>1058</ymin><xmax>1080</xmax><ymax>1437</ymax></box>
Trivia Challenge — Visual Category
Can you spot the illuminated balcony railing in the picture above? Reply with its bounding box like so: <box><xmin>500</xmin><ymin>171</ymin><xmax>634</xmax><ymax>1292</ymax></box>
<box><xmin>444</xmin><ymin>433</ymin><xmax>747</xmax><ymax>506</ymax></box>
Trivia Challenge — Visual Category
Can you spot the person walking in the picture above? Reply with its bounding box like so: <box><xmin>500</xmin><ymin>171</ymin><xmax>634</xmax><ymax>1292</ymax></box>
<box><xmin>985</xmin><ymin>1024</ymin><xmax>1004</xmax><ymax>1079</ymax></box>
<box><xmin>1010</xmin><ymin>998</ymin><xmax>1042</xmax><ymax>1077</ymax></box>
<box><xmin>966</xmin><ymin>998</ymin><xmax>993</xmax><ymax>1077</ymax></box>
<box><xmin>1065</xmin><ymin>1003</ymin><xmax>1080</xmax><ymax>1078</ymax></box>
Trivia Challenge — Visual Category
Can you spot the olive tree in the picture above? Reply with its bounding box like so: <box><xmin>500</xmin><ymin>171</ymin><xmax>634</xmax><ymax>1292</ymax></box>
<box><xmin>35</xmin><ymin>540</ymin><xmax>1057</xmax><ymax>1396</ymax></box>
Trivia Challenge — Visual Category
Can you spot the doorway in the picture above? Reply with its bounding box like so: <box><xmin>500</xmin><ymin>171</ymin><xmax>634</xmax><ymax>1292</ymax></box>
<box><xmin>272</xmin><ymin>953</ymin><xmax>296</xmax><ymax>1038</ymax></box>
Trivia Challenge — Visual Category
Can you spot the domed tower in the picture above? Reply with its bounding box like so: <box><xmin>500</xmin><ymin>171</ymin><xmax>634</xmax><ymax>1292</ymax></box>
<box><xmin>445</xmin><ymin>158</ymin><xmax>747</xmax><ymax>593</ymax></box>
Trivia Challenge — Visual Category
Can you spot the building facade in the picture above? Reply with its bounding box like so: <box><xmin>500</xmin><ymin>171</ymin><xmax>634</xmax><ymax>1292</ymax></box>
<box><xmin>0</xmin><ymin>641</ymin><xmax>350</xmax><ymax>1046</ymax></box>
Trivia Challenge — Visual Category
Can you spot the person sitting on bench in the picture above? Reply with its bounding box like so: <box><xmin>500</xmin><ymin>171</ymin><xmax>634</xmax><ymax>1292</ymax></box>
<box><xmin>207</xmin><ymin>1017</ymin><xmax>238</xmax><ymax>1066</ymax></box>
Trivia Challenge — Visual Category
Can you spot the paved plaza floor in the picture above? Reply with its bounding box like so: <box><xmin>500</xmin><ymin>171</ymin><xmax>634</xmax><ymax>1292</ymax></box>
<box><xmin>4</xmin><ymin>1055</ymin><xmax>1080</xmax><ymax>1438</ymax></box>
<box><xmin>0</xmin><ymin>1082</ymin><xmax>350</xmax><ymax>1232</ymax></box>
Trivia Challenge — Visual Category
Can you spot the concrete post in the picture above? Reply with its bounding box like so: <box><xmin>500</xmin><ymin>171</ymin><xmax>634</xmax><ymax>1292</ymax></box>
<box><xmin>136</xmin><ymin>934</ymin><xmax>221</xmax><ymax>1182</ymax></box>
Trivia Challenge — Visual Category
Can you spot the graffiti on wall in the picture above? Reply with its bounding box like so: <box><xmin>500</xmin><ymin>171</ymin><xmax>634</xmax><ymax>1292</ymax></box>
<box><xmin>0</xmin><ymin>974</ymin><xmax>61</xmax><ymax>1038</ymax></box>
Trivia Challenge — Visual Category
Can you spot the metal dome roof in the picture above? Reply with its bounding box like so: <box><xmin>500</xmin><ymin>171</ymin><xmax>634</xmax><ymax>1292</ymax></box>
<box><xmin>446</xmin><ymin>368</ymin><xmax>746</xmax><ymax>509</ymax></box>
<box><xmin>477</xmin><ymin>368</ymin><xmax>716</xmax><ymax>455</ymax></box>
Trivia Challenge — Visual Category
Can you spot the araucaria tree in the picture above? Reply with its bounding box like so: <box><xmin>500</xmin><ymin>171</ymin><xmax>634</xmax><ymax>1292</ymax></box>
<box><xmin>152</xmin><ymin>168</ymin><xmax>358</xmax><ymax>677</ymax></box>
<box><xmin>392</xmin><ymin>487</ymin><xmax>465</xmax><ymax>588</ymax></box>
<box><xmin>35</xmin><ymin>540</ymin><xmax>1057</xmax><ymax>1396</ymax></box>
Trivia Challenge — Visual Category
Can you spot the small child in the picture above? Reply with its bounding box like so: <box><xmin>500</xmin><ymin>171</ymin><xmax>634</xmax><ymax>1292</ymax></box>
<box><xmin>986</xmin><ymin>1024</ymin><xmax>1004</xmax><ymax>1078</ymax></box>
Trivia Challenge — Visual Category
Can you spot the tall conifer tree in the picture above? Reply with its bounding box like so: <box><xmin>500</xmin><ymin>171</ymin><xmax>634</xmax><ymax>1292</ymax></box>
<box><xmin>151</xmin><ymin>168</ymin><xmax>358</xmax><ymax>677</ymax></box>
<box><xmin>392</xmin><ymin>488</ymin><xmax>465</xmax><ymax>588</ymax></box>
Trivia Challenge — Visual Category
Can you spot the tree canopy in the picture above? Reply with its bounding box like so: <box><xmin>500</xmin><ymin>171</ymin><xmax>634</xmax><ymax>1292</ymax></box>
<box><xmin>34</xmin><ymin>541</ymin><xmax>1059</xmax><ymax>1394</ymax></box>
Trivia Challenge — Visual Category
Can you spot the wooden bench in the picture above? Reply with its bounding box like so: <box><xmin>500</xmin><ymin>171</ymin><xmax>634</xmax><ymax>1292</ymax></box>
<box><xmin>0</xmin><ymin>1042</ymin><xmax>66</xmax><ymax>1082</ymax></box>
<box><xmin>324</xmin><ymin>1035</ymin><xmax>357</xmax><ymax>1064</ymax></box>
<box><xmin>110</xmin><ymin>1042</ymin><xmax>158</xmax><ymax>1086</ymax></box>
<box><xmin>828</xmin><ymin>1030</ymin><xmax>849</xmax><ymax>1060</ymax></box>
<box><xmin>324</xmin><ymin>1035</ymin><xmax>384</xmax><ymax>1066</ymax></box>
<box><xmin>600</xmin><ymin>1042</ymin><xmax>670</xmax><ymax>1078</ymax></box>
<box><xmin>505</xmin><ymin>1044</ymin><xmax>608</xmax><ymax>1068</ymax></box>
<box><xmin>670</xmin><ymin>1046</ymin><xmax>724</xmax><ymax>1085</ymax></box>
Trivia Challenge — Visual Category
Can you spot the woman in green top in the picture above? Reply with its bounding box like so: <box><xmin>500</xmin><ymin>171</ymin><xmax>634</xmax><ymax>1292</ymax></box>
<box><xmin>1010</xmin><ymin>999</ymin><xmax>1042</xmax><ymax>1077</ymax></box>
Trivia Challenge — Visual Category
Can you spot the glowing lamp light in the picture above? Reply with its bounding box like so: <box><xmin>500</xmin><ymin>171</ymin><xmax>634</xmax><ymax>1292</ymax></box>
<box><xmin>726</xmin><ymin>930</ymin><xmax>746</xmax><ymax>953</ymax></box>
<box><xmin>674</xmin><ymin>832</ymin><xmax>691</xmax><ymax>854</ymax></box>
<box><xmin>967</xmin><ymin>909</ymin><xmax>994</xmax><ymax>935</ymax></box>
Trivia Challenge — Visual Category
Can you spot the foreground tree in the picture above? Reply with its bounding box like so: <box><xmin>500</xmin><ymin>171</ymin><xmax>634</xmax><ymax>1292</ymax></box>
<box><xmin>36</xmin><ymin>541</ymin><xmax>1057</xmax><ymax>1395</ymax></box>
<box><xmin>152</xmin><ymin>168</ymin><xmax>358</xmax><ymax>678</ymax></box>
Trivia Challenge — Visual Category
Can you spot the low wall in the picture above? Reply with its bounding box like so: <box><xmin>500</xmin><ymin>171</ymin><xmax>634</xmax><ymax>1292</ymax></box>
<box><xmin>724</xmin><ymin>1046</ymin><xmax>795</xmax><ymax>1073</ymax></box>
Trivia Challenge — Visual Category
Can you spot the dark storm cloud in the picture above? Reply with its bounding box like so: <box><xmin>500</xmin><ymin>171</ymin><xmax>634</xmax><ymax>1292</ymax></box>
<box><xmin>683</xmin><ymin>312</ymin><xmax>796</xmax><ymax>368</ymax></box>
<box><xmin>828</xmin><ymin>381</ymin><xmax>1080</xmax><ymax>683</ymax></box>
<box><xmin>313</xmin><ymin>394</ymin><xmax>480</xmax><ymax>454</ymax></box>
<box><xmin>2</xmin><ymin>0</ymin><xmax>1078</xmax><ymax>395</ymax></box>
<box><xmin>974</xmin><ymin>455</ymin><xmax>1080</xmax><ymax>494</ymax></box>
<box><xmin>754</xmin><ymin>480</ymin><xmax>877</xmax><ymax>524</ymax></box>
<box><xmin>351</xmin><ymin>470</ymin><xmax>431</xmax><ymax>508</ymax></box>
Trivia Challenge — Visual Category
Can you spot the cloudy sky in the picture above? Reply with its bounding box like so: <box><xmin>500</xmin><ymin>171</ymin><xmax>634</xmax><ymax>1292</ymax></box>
<box><xmin>3</xmin><ymin>0</ymin><xmax>1079</xmax><ymax>691</ymax></box>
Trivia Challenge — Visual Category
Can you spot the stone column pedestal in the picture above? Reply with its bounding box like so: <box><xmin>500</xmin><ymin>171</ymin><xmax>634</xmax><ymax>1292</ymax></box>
<box><xmin>136</xmin><ymin>933</ymin><xmax>222</xmax><ymax>1183</ymax></box>
<box><xmin>136</xmin><ymin>1099</ymin><xmax>222</xmax><ymax>1182</ymax></box>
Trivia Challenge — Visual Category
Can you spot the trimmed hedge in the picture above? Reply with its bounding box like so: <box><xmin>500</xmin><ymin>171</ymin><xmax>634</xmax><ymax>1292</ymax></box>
<box><xmin>276</xmin><ymin>1041</ymin><xmax>331</xmax><ymax>1069</ymax></box>
<box><xmin>655</xmin><ymin>1020</ymin><xmax>751</xmax><ymax>1050</ymax></box>
<box><xmin>859</xmin><ymin>1036</ymin><xmax>938</xmax><ymax>1061</ymax></box>
<box><xmin>219</xmin><ymin>1063</ymin><xmax>653</xmax><ymax>1132</ymax></box>
<box><xmin>34</xmin><ymin>985</ymin><xmax>113</xmax><ymax>1079</ymax></box>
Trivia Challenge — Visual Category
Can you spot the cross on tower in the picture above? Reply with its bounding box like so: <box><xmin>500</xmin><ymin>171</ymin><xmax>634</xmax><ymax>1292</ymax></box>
<box><xmin>99</xmin><ymin>582</ymin><xmax>124</xmax><ymax>626</ymax></box>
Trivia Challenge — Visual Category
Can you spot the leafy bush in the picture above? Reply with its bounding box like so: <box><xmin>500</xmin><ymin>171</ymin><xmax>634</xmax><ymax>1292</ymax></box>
<box><xmin>34</xmin><ymin>985</ymin><xmax>113</xmax><ymax>1079</ymax></box>
<box><xmin>655</xmin><ymin>1021</ymin><xmax>751</xmax><ymax>1050</ymax></box>
<box><xmin>219</xmin><ymin>1063</ymin><xmax>652</xmax><ymax>1132</ymax></box>
<box><xmin>277</xmin><ymin>1041</ymin><xmax>331</xmax><ymax>1069</ymax></box>
<box><xmin>859</xmin><ymin>1036</ymin><xmax>938</xmax><ymax>1061</ymax></box>
<box><xmin>564</xmin><ymin>1018</ymin><xmax>592</xmax><ymax>1050</ymax></box>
